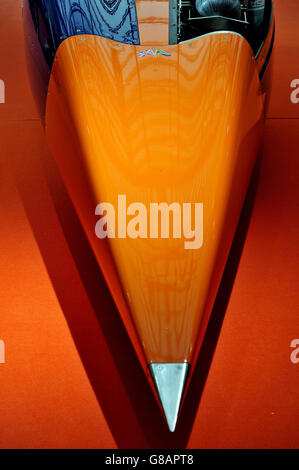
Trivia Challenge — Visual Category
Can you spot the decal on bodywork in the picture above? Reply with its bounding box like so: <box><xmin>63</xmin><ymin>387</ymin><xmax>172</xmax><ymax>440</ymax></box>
<box><xmin>137</xmin><ymin>48</ymin><xmax>172</xmax><ymax>58</ymax></box>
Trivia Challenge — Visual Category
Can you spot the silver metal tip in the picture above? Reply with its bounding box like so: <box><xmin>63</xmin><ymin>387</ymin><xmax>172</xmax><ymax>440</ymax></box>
<box><xmin>149</xmin><ymin>363</ymin><xmax>190</xmax><ymax>432</ymax></box>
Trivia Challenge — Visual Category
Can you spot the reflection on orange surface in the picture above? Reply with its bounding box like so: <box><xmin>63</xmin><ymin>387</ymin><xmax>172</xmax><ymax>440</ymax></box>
<box><xmin>1</xmin><ymin>0</ymin><xmax>299</xmax><ymax>448</ymax></box>
<box><xmin>135</xmin><ymin>0</ymin><xmax>169</xmax><ymax>44</ymax></box>
<box><xmin>45</xmin><ymin>33</ymin><xmax>263</xmax><ymax>367</ymax></box>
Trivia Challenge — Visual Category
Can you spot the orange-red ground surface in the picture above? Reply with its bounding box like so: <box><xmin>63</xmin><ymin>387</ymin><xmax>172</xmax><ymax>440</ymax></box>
<box><xmin>0</xmin><ymin>0</ymin><xmax>298</xmax><ymax>449</ymax></box>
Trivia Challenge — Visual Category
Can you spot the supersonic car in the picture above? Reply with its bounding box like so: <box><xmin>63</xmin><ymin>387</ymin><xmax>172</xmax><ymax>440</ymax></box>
<box><xmin>23</xmin><ymin>0</ymin><xmax>274</xmax><ymax>432</ymax></box>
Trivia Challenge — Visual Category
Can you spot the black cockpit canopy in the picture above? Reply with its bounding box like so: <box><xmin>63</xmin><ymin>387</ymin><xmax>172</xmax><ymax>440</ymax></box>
<box><xmin>172</xmin><ymin>0</ymin><xmax>273</xmax><ymax>55</ymax></box>
<box><xmin>195</xmin><ymin>0</ymin><xmax>242</xmax><ymax>19</ymax></box>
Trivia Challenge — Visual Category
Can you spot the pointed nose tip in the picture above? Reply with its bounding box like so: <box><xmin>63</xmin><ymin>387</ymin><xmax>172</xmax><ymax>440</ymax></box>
<box><xmin>149</xmin><ymin>363</ymin><xmax>190</xmax><ymax>432</ymax></box>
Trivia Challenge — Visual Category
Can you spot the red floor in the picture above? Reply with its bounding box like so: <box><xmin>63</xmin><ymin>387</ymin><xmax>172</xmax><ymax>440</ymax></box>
<box><xmin>0</xmin><ymin>0</ymin><xmax>298</xmax><ymax>449</ymax></box>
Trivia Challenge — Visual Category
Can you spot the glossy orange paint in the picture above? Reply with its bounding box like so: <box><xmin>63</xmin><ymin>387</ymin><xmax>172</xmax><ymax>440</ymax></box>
<box><xmin>3</xmin><ymin>0</ymin><xmax>299</xmax><ymax>448</ymax></box>
<box><xmin>135</xmin><ymin>0</ymin><xmax>169</xmax><ymax>45</ymax></box>
<box><xmin>45</xmin><ymin>33</ymin><xmax>264</xmax><ymax>374</ymax></box>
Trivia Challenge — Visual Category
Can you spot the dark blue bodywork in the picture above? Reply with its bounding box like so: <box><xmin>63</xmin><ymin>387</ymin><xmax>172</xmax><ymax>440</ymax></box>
<box><xmin>23</xmin><ymin>0</ymin><xmax>140</xmax><ymax>117</ymax></box>
<box><xmin>28</xmin><ymin>0</ymin><xmax>139</xmax><ymax>65</ymax></box>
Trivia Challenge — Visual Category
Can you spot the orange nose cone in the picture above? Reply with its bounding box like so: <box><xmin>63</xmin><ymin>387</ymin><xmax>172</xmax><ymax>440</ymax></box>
<box><xmin>45</xmin><ymin>33</ymin><xmax>264</xmax><ymax>426</ymax></box>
